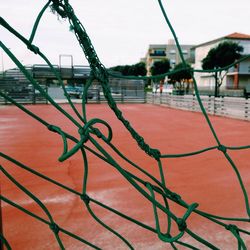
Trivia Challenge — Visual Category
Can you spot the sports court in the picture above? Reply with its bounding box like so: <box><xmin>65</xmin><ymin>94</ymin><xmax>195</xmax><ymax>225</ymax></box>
<box><xmin>1</xmin><ymin>103</ymin><xmax>249</xmax><ymax>249</ymax></box>
<box><xmin>1</xmin><ymin>0</ymin><xmax>250</xmax><ymax>249</ymax></box>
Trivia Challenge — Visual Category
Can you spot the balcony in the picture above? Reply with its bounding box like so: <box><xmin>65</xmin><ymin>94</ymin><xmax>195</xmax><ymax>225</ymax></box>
<box><xmin>149</xmin><ymin>52</ymin><xmax>166</xmax><ymax>57</ymax></box>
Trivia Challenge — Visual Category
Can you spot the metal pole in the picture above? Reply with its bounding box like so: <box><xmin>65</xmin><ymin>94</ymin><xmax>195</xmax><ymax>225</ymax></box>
<box><xmin>59</xmin><ymin>54</ymin><xmax>74</xmax><ymax>78</ymax></box>
<box><xmin>214</xmin><ymin>69</ymin><xmax>218</xmax><ymax>97</ymax></box>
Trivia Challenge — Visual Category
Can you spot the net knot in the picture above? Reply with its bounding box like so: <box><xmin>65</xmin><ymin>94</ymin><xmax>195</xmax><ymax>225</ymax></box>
<box><xmin>218</xmin><ymin>144</ymin><xmax>227</xmax><ymax>153</ymax></box>
<box><xmin>81</xmin><ymin>194</ymin><xmax>90</xmax><ymax>204</ymax></box>
<box><xmin>137</xmin><ymin>136</ymin><xmax>144</xmax><ymax>145</ymax></box>
<box><xmin>47</xmin><ymin>124</ymin><xmax>55</xmax><ymax>132</ymax></box>
<box><xmin>50</xmin><ymin>223</ymin><xmax>60</xmax><ymax>234</ymax></box>
<box><xmin>225</xmin><ymin>224</ymin><xmax>239</xmax><ymax>233</ymax></box>
<box><xmin>92</xmin><ymin>128</ymin><xmax>102</xmax><ymax>138</ymax></box>
<box><xmin>143</xmin><ymin>144</ymin><xmax>150</xmax><ymax>154</ymax></box>
<box><xmin>27</xmin><ymin>44</ymin><xmax>40</xmax><ymax>54</ymax></box>
<box><xmin>170</xmin><ymin>192</ymin><xmax>181</xmax><ymax>202</ymax></box>
<box><xmin>150</xmin><ymin>149</ymin><xmax>161</xmax><ymax>160</ymax></box>
<box><xmin>176</xmin><ymin>218</ymin><xmax>187</xmax><ymax>232</ymax></box>
<box><xmin>47</xmin><ymin>125</ymin><xmax>65</xmax><ymax>136</ymax></box>
<box><xmin>78</xmin><ymin>128</ymin><xmax>89</xmax><ymax>143</ymax></box>
<box><xmin>78</xmin><ymin>128</ymin><xmax>84</xmax><ymax>135</ymax></box>
<box><xmin>144</xmin><ymin>182</ymin><xmax>152</xmax><ymax>189</ymax></box>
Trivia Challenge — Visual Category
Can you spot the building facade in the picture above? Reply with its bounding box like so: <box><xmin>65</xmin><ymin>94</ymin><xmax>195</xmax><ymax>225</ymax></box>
<box><xmin>193</xmin><ymin>33</ymin><xmax>250</xmax><ymax>92</ymax></box>
<box><xmin>143</xmin><ymin>39</ymin><xmax>194</xmax><ymax>75</ymax></box>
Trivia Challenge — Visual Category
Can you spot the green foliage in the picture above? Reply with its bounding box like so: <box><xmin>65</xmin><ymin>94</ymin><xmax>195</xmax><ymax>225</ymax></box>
<box><xmin>169</xmin><ymin>62</ymin><xmax>193</xmax><ymax>83</ymax></box>
<box><xmin>150</xmin><ymin>59</ymin><xmax>170</xmax><ymax>76</ymax></box>
<box><xmin>202</xmin><ymin>41</ymin><xmax>243</xmax><ymax>70</ymax></box>
<box><xmin>202</xmin><ymin>41</ymin><xmax>243</xmax><ymax>96</ymax></box>
<box><xmin>110</xmin><ymin>62</ymin><xmax>147</xmax><ymax>76</ymax></box>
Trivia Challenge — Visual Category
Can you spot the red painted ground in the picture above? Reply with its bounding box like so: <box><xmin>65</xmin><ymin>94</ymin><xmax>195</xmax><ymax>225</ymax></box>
<box><xmin>0</xmin><ymin>103</ymin><xmax>250</xmax><ymax>249</ymax></box>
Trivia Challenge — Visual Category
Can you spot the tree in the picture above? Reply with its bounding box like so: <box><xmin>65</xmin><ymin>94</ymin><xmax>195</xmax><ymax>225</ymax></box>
<box><xmin>150</xmin><ymin>59</ymin><xmax>171</xmax><ymax>93</ymax></box>
<box><xmin>169</xmin><ymin>62</ymin><xmax>193</xmax><ymax>92</ymax></box>
<box><xmin>150</xmin><ymin>59</ymin><xmax>171</xmax><ymax>76</ymax></box>
<box><xmin>109</xmin><ymin>62</ymin><xmax>147</xmax><ymax>76</ymax></box>
<box><xmin>202</xmin><ymin>41</ymin><xmax>243</xmax><ymax>97</ymax></box>
<box><xmin>131</xmin><ymin>62</ymin><xmax>147</xmax><ymax>76</ymax></box>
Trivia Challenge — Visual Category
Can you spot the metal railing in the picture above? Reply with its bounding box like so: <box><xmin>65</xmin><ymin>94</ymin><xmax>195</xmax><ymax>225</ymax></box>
<box><xmin>147</xmin><ymin>93</ymin><xmax>250</xmax><ymax>121</ymax></box>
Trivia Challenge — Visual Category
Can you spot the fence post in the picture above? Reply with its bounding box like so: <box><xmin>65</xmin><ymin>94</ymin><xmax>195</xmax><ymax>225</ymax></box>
<box><xmin>221</xmin><ymin>96</ymin><xmax>224</xmax><ymax>116</ymax></box>
<box><xmin>245</xmin><ymin>98</ymin><xmax>248</xmax><ymax>120</ymax></box>
<box><xmin>214</xmin><ymin>96</ymin><xmax>217</xmax><ymax>116</ymax></box>
<box><xmin>207</xmin><ymin>95</ymin><xmax>211</xmax><ymax>114</ymax></box>
<box><xmin>192</xmin><ymin>94</ymin><xmax>195</xmax><ymax>111</ymax></box>
<box><xmin>212</xmin><ymin>96</ymin><xmax>215</xmax><ymax>115</ymax></box>
<box><xmin>211</xmin><ymin>95</ymin><xmax>214</xmax><ymax>115</ymax></box>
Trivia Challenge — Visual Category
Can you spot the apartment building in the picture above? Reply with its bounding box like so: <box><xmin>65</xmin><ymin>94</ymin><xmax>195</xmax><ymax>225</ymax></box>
<box><xmin>193</xmin><ymin>32</ymin><xmax>250</xmax><ymax>91</ymax></box>
<box><xmin>143</xmin><ymin>39</ymin><xmax>194</xmax><ymax>75</ymax></box>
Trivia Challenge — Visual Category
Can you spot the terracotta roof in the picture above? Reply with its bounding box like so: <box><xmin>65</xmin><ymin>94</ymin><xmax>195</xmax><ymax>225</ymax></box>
<box><xmin>192</xmin><ymin>32</ymin><xmax>250</xmax><ymax>49</ymax></box>
<box><xmin>225</xmin><ymin>32</ymin><xmax>250</xmax><ymax>39</ymax></box>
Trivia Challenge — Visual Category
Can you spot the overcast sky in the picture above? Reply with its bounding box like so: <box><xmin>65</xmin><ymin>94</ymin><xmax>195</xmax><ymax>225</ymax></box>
<box><xmin>1</xmin><ymin>0</ymin><xmax>250</xmax><ymax>70</ymax></box>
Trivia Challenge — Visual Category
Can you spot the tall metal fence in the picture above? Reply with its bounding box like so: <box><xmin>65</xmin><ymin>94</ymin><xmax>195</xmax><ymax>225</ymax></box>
<box><xmin>94</xmin><ymin>78</ymin><xmax>146</xmax><ymax>103</ymax></box>
<box><xmin>0</xmin><ymin>78</ymin><xmax>48</xmax><ymax>105</ymax></box>
<box><xmin>46</xmin><ymin>86</ymin><xmax>146</xmax><ymax>104</ymax></box>
<box><xmin>0</xmin><ymin>76</ymin><xmax>146</xmax><ymax>104</ymax></box>
<box><xmin>147</xmin><ymin>93</ymin><xmax>250</xmax><ymax>121</ymax></box>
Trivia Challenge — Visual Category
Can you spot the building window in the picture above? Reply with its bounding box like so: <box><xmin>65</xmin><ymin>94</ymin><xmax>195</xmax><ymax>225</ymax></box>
<box><xmin>154</xmin><ymin>50</ymin><xmax>165</xmax><ymax>55</ymax></box>
<box><xmin>149</xmin><ymin>50</ymin><xmax>166</xmax><ymax>57</ymax></box>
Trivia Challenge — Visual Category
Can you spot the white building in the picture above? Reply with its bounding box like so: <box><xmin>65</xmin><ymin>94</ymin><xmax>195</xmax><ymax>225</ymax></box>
<box><xmin>192</xmin><ymin>32</ymin><xmax>250</xmax><ymax>93</ymax></box>
<box><xmin>143</xmin><ymin>39</ymin><xmax>194</xmax><ymax>75</ymax></box>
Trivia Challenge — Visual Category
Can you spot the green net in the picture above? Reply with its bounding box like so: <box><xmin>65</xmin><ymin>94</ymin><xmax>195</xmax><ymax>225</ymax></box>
<box><xmin>0</xmin><ymin>0</ymin><xmax>250</xmax><ymax>249</ymax></box>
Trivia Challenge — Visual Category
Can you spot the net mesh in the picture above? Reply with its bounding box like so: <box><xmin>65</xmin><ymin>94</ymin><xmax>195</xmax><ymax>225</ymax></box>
<box><xmin>0</xmin><ymin>0</ymin><xmax>250</xmax><ymax>249</ymax></box>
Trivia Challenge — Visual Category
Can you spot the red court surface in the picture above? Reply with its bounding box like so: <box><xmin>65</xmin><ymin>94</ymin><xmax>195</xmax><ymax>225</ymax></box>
<box><xmin>0</xmin><ymin>103</ymin><xmax>250</xmax><ymax>249</ymax></box>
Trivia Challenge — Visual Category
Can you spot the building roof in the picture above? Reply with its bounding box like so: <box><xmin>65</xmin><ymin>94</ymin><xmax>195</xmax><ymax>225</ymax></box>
<box><xmin>192</xmin><ymin>32</ymin><xmax>250</xmax><ymax>49</ymax></box>
<box><xmin>149</xmin><ymin>43</ymin><xmax>194</xmax><ymax>51</ymax></box>
<box><xmin>149</xmin><ymin>44</ymin><xmax>167</xmax><ymax>49</ymax></box>
<box><xmin>226</xmin><ymin>32</ymin><xmax>250</xmax><ymax>39</ymax></box>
